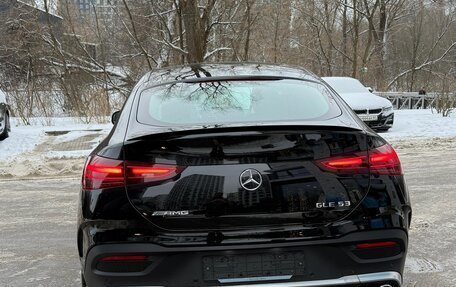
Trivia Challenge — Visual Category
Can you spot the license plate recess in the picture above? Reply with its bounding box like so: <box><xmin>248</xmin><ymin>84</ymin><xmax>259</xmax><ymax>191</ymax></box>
<box><xmin>202</xmin><ymin>252</ymin><xmax>305</xmax><ymax>281</ymax></box>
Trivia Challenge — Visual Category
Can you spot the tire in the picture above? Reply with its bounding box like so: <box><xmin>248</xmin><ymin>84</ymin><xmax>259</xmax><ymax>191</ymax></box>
<box><xmin>0</xmin><ymin>112</ymin><xmax>9</xmax><ymax>140</ymax></box>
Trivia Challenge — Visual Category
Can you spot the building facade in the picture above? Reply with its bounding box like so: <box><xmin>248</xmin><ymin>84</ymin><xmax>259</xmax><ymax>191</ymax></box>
<box><xmin>73</xmin><ymin>0</ymin><xmax>118</xmax><ymax>18</ymax></box>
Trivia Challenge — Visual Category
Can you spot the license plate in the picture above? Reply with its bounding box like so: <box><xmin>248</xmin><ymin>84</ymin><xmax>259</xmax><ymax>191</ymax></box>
<box><xmin>358</xmin><ymin>114</ymin><xmax>378</xmax><ymax>121</ymax></box>
<box><xmin>202</xmin><ymin>252</ymin><xmax>305</xmax><ymax>281</ymax></box>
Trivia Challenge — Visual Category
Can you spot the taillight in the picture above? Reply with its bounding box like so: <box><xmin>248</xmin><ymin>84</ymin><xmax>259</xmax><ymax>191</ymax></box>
<box><xmin>125</xmin><ymin>163</ymin><xmax>183</xmax><ymax>185</ymax></box>
<box><xmin>316</xmin><ymin>143</ymin><xmax>402</xmax><ymax>175</ymax></box>
<box><xmin>368</xmin><ymin>144</ymin><xmax>402</xmax><ymax>175</ymax></box>
<box><xmin>82</xmin><ymin>155</ymin><xmax>183</xmax><ymax>190</ymax></box>
<box><xmin>83</xmin><ymin>156</ymin><xmax>124</xmax><ymax>190</ymax></box>
<box><xmin>317</xmin><ymin>152</ymin><xmax>368</xmax><ymax>173</ymax></box>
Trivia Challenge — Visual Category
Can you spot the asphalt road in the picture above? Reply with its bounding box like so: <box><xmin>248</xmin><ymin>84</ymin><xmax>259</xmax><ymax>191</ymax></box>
<box><xmin>0</xmin><ymin>138</ymin><xmax>455</xmax><ymax>287</ymax></box>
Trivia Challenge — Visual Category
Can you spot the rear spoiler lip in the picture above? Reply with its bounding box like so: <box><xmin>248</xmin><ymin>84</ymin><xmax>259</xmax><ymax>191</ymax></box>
<box><xmin>125</xmin><ymin>122</ymin><xmax>364</xmax><ymax>142</ymax></box>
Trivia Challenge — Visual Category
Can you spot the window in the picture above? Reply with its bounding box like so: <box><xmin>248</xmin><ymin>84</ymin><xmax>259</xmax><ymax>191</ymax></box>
<box><xmin>137</xmin><ymin>79</ymin><xmax>341</xmax><ymax>126</ymax></box>
<box><xmin>78</xmin><ymin>0</ymin><xmax>96</xmax><ymax>12</ymax></box>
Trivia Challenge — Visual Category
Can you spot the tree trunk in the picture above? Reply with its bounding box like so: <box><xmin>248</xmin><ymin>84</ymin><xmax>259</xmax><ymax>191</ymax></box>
<box><xmin>273</xmin><ymin>1</ymin><xmax>281</xmax><ymax>63</ymax></box>
<box><xmin>351</xmin><ymin>0</ymin><xmax>359</xmax><ymax>78</ymax></box>
<box><xmin>342</xmin><ymin>0</ymin><xmax>348</xmax><ymax>75</ymax></box>
<box><xmin>244</xmin><ymin>0</ymin><xmax>252</xmax><ymax>61</ymax></box>
<box><xmin>180</xmin><ymin>0</ymin><xmax>207</xmax><ymax>63</ymax></box>
<box><xmin>375</xmin><ymin>0</ymin><xmax>387</xmax><ymax>90</ymax></box>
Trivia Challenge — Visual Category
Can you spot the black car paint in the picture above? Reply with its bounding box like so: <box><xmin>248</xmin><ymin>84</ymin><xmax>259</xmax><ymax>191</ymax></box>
<box><xmin>78</xmin><ymin>63</ymin><xmax>411</xmax><ymax>287</ymax></box>
<box><xmin>122</xmin><ymin>129</ymin><xmax>370</xmax><ymax>231</ymax></box>
<box><xmin>0</xmin><ymin>101</ymin><xmax>11</xmax><ymax>138</ymax></box>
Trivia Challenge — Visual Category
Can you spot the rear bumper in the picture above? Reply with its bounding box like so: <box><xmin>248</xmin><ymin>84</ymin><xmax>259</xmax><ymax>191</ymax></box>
<box><xmin>214</xmin><ymin>272</ymin><xmax>401</xmax><ymax>286</ymax></box>
<box><xmin>83</xmin><ymin>229</ymin><xmax>407</xmax><ymax>287</ymax></box>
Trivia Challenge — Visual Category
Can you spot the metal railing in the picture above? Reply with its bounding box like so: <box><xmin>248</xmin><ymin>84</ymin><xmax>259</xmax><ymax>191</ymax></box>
<box><xmin>374</xmin><ymin>92</ymin><xmax>455</xmax><ymax>109</ymax></box>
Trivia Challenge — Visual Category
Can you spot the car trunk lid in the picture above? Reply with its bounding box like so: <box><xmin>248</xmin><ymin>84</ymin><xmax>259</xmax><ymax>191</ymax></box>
<box><xmin>123</xmin><ymin>126</ymin><xmax>370</xmax><ymax>231</ymax></box>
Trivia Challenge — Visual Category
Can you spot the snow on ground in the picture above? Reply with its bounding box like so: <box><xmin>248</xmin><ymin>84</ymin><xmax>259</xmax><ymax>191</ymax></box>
<box><xmin>0</xmin><ymin>123</ymin><xmax>43</xmax><ymax>162</ymax></box>
<box><xmin>0</xmin><ymin>118</ymin><xmax>111</xmax><ymax>178</ymax></box>
<box><xmin>382</xmin><ymin>109</ymin><xmax>456</xmax><ymax>140</ymax></box>
<box><xmin>0</xmin><ymin>118</ymin><xmax>111</xmax><ymax>162</ymax></box>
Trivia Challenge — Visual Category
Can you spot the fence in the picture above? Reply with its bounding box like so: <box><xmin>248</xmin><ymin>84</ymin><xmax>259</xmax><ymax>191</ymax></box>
<box><xmin>374</xmin><ymin>92</ymin><xmax>455</xmax><ymax>110</ymax></box>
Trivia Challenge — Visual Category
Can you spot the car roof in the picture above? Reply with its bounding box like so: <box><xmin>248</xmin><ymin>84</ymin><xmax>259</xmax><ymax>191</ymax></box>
<box><xmin>143</xmin><ymin>63</ymin><xmax>321</xmax><ymax>87</ymax></box>
<box><xmin>322</xmin><ymin>76</ymin><xmax>360</xmax><ymax>81</ymax></box>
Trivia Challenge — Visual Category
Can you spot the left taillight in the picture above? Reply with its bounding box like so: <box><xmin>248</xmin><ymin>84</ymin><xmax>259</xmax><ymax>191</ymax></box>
<box><xmin>125</xmin><ymin>163</ymin><xmax>183</xmax><ymax>185</ymax></box>
<box><xmin>82</xmin><ymin>155</ymin><xmax>183</xmax><ymax>190</ymax></box>
<box><xmin>82</xmin><ymin>155</ymin><xmax>125</xmax><ymax>190</ymax></box>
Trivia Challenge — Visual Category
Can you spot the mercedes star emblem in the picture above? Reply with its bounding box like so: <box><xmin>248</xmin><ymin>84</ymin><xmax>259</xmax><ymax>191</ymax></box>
<box><xmin>239</xmin><ymin>169</ymin><xmax>263</xmax><ymax>191</ymax></box>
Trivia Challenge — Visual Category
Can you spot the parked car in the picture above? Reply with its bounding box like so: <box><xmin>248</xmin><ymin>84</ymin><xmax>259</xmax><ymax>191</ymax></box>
<box><xmin>322</xmin><ymin>76</ymin><xmax>394</xmax><ymax>131</ymax></box>
<box><xmin>0</xmin><ymin>89</ymin><xmax>11</xmax><ymax>140</ymax></box>
<box><xmin>78</xmin><ymin>63</ymin><xmax>411</xmax><ymax>287</ymax></box>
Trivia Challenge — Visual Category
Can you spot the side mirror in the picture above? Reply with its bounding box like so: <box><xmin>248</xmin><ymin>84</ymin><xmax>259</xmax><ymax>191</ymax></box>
<box><xmin>111</xmin><ymin>111</ymin><xmax>121</xmax><ymax>125</ymax></box>
<box><xmin>367</xmin><ymin>87</ymin><xmax>374</xmax><ymax>93</ymax></box>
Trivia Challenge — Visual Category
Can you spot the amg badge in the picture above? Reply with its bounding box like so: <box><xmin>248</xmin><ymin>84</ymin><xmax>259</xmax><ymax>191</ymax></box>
<box><xmin>151</xmin><ymin>211</ymin><xmax>189</xmax><ymax>216</ymax></box>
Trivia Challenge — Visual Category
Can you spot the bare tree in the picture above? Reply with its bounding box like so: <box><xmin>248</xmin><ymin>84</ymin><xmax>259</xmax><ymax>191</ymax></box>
<box><xmin>1</xmin><ymin>0</ymin><xmax>456</xmax><ymax>124</ymax></box>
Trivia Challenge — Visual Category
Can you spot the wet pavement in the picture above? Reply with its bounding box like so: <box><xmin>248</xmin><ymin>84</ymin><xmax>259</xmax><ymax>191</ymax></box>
<box><xmin>0</xmin><ymin>178</ymin><xmax>80</xmax><ymax>287</ymax></box>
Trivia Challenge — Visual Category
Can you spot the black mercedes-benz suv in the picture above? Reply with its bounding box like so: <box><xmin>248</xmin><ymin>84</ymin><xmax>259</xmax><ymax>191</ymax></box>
<box><xmin>78</xmin><ymin>63</ymin><xmax>411</xmax><ymax>287</ymax></box>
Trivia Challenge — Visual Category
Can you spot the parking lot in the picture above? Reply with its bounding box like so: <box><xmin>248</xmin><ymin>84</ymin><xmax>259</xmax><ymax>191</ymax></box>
<box><xmin>0</xmin><ymin>136</ymin><xmax>455</xmax><ymax>287</ymax></box>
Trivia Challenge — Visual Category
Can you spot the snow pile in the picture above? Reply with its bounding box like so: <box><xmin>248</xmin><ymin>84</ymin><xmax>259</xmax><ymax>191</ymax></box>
<box><xmin>0</xmin><ymin>118</ymin><xmax>111</xmax><ymax>178</ymax></box>
<box><xmin>0</xmin><ymin>118</ymin><xmax>111</xmax><ymax>162</ymax></box>
<box><xmin>0</xmin><ymin>125</ymin><xmax>43</xmax><ymax>162</ymax></box>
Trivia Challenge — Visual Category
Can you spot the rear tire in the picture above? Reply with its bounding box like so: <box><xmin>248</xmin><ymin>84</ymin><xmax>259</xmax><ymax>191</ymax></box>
<box><xmin>0</xmin><ymin>112</ymin><xmax>9</xmax><ymax>140</ymax></box>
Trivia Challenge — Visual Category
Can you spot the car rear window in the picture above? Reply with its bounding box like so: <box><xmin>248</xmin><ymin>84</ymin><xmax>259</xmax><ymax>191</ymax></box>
<box><xmin>137</xmin><ymin>79</ymin><xmax>341</xmax><ymax>126</ymax></box>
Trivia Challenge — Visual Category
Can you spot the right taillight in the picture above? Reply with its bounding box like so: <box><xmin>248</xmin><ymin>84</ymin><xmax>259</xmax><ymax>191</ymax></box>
<box><xmin>82</xmin><ymin>155</ymin><xmax>183</xmax><ymax>190</ymax></box>
<box><xmin>316</xmin><ymin>143</ymin><xmax>402</xmax><ymax>175</ymax></box>
<box><xmin>368</xmin><ymin>144</ymin><xmax>402</xmax><ymax>175</ymax></box>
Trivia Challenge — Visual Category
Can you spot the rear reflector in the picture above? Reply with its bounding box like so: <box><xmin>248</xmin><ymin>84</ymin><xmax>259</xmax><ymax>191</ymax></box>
<box><xmin>96</xmin><ymin>255</ymin><xmax>152</xmax><ymax>273</ymax></box>
<box><xmin>82</xmin><ymin>155</ymin><xmax>183</xmax><ymax>190</ymax></box>
<box><xmin>356</xmin><ymin>241</ymin><xmax>398</xmax><ymax>249</ymax></box>
<box><xmin>353</xmin><ymin>241</ymin><xmax>402</xmax><ymax>260</ymax></box>
<box><xmin>316</xmin><ymin>144</ymin><xmax>402</xmax><ymax>175</ymax></box>
<box><xmin>100</xmin><ymin>255</ymin><xmax>148</xmax><ymax>261</ymax></box>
